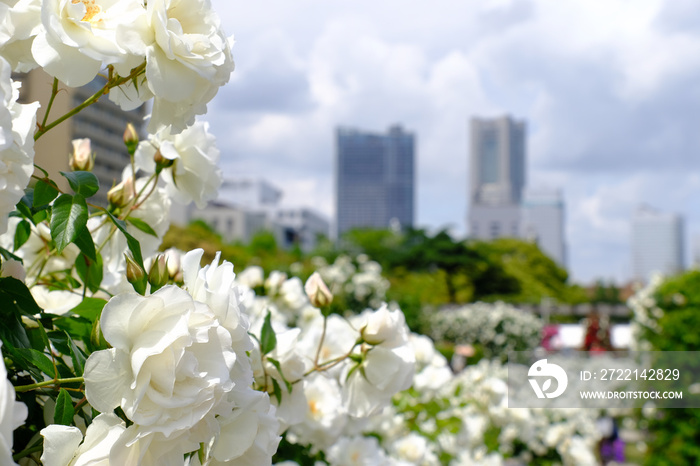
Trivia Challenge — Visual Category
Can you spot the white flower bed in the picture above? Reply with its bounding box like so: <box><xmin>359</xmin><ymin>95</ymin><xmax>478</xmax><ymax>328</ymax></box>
<box><xmin>430</xmin><ymin>302</ymin><xmax>544</xmax><ymax>359</ymax></box>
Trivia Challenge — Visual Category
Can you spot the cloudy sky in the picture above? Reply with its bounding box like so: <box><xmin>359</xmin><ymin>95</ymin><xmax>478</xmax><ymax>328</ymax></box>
<box><xmin>205</xmin><ymin>0</ymin><xmax>700</xmax><ymax>284</ymax></box>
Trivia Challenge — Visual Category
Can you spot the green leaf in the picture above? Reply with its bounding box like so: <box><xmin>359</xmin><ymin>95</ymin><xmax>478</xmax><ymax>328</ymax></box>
<box><xmin>67</xmin><ymin>297</ymin><xmax>107</xmax><ymax>321</ymax></box>
<box><xmin>75</xmin><ymin>252</ymin><xmax>103</xmax><ymax>294</ymax></box>
<box><xmin>54</xmin><ymin>389</ymin><xmax>75</xmax><ymax>426</ymax></box>
<box><xmin>32</xmin><ymin>209</ymin><xmax>48</xmax><ymax>224</ymax></box>
<box><xmin>0</xmin><ymin>277</ymin><xmax>42</xmax><ymax>315</ymax></box>
<box><xmin>16</xmin><ymin>348</ymin><xmax>55</xmax><ymax>376</ymax></box>
<box><xmin>271</xmin><ymin>378</ymin><xmax>283</xmax><ymax>405</ymax></box>
<box><xmin>13</xmin><ymin>220</ymin><xmax>30</xmax><ymax>251</ymax></box>
<box><xmin>260</xmin><ymin>312</ymin><xmax>276</xmax><ymax>355</ymax></box>
<box><xmin>33</xmin><ymin>179</ymin><xmax>59</xmax><ymax>207</ymax></box>
<box><xmin>73</xmin><ymin>226</ymin><xmax>96</xmax><ymax>262</ymax></box>
<box><xmin>66</xmin><ymin>334</ymin><xmax>86</xmax><ymax>376</ymax></box>
<box><xmin>51</xmin><ymin>194</ymin><xmax>88</xmax><ymax>254</ymax></box>
<box><xmin>0</xmin><ymin>310</ymin><xmax>30</xmax><ymax>349</ymax></box>
<box><xmin>0</xmin><ymin>246</ymin><xmax>22</xmax><ymax>263</ymax></box>
<box><xmin>16</xmin><ymin>189</ymin><xmax>33</xmax><ymax>221</ymax></box>
<box><xmin>103</xmin><ymin>210</ymin><xmax>144</xmax><ymax>265</ymax></box>
<box><xmin>267</xmin><ymin>357</ymin><xmax>293</xmax><ymax>393</ymax></box>
<box><xmin>60</xmin><ymin>171</ymin><xmax>100</xmax><ymax>198</ymax></box>
<box><xmin>126</xmin><ymin>217</ymin><xmax>158</xmax><ymax>237</ymax></box>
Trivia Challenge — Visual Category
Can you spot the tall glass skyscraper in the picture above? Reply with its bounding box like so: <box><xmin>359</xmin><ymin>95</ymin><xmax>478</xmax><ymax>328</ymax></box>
<box><xmin>335</xmin><ymin>125</ymin><xmax>414</xmax><ymax>238</ymax></box>
<box><xmin>631</xmin><ymin>205</ymin><xmax>684</xmax><ymax>282</ymax></box>
<box><xmin>468</xmin><ymin>116</ymin><xmax>526</xmax><ymax>240</ymax></box>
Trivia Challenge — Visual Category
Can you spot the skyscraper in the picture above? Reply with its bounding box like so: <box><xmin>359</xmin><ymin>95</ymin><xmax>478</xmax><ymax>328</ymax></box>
<box><xmin>631</xmin><ymin>205</ymin><xmax>684</xmax><ymax>282</ymax></box>
<box><xmin>468</xmin><ymin>115</ymin><xmax>526</xmax><ymax>240</ymax></box>
<box><xmin>335</xmin><ymin>125</ymin><xmax>414</xmax><ymax>238</ymax></box>
<box><xmin>521</xmin><ymin>189</ymin><xmax>567</xmax><ymax>266</ymax></box>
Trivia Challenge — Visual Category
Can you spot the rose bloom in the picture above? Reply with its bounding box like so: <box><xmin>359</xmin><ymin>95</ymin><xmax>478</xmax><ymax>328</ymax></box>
<box><xmin>326</xmin><ymin>436</ymin><xmax>389</xmax><ymax>466</ymax></box>
<box><xmin>111</xmin><ymin>0</ymin><xmax>234</xmax><ymax>133</ymax></box>
<box><xmin>0</xmin><ymin>56</ymin><xmax>39</xmax><ymax>235</ymax></box>
<box><xmin>0</xmin><ymin>0</ymin><xmax>41</xmax><ymax>72</ymax></box>
<box><xmin>84</xmin><ymin>286</ymin><xmax>238</xmax><ymax>439</ymax></box>
<box><xmin>40</xmin><ymin>413</ymin><xmax>126</xmax><ymax>466</ymax></box>
<box><xmin>31</xmin><ymin>0</ymin><xmax>145</xmax><ymax>87</ymax></box>
<box><xmin>134</xmin><ymin>121</ymin><xmax>222</xmax><ymax>208</ymax></box>
<box><xmin>341</xmin><ymin>344</ymin><xmax>415</xmax><ymax>417</ymax></box>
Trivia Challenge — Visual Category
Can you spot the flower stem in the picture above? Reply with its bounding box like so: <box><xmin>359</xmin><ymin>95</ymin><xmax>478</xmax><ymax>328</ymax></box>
<box><xmin>39</xmin><ymin>78</ymin><xmax>59</xmax><ymax>130</ymax></box>
<box><xmin>34</xmin><ymin>63</ymin><xmax>146</xmax><ymax>141</ymax></box>
<box><xmin>14</xmin><ymin>376</ymin><xmax>84</xmax><ymax>393</ymax></box>
<box><xmin>13</xmin><ymin>443</ymin><xmax>43</xmax><ymax>462</ymax></box>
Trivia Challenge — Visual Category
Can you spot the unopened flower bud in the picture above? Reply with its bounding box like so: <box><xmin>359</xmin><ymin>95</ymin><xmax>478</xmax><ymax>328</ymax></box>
<box><xmin>0</xmin><ymin>259</ymin><xmax>26</xmax><ymax>282</ymax></box>
<box><xmin>107</xmin><ymin>177</ymin><xmax>134</xmax><ymax>208</ymax></box>
<box><xmin>163</xmin><ymin>248</ymin><xmax>182</xmax><ymax>279</ymax></box>
<box><xmin>125</xmin><ymin>253</ymin><xmax>147</xmax><ymax>295</ymax></box>
<box><xmin>69</xmin><ymin>138</ymin><xmax>94</xmax><ymax>171</ymax></box>
<box><xmin>153</xmin><ymin>148</ymin><xmax>175</xmax><ymax>172</ymax></box>
<box><xmin>304</xmin><ymin>272</ymin><xmax>333</xmax><ymax>308</ymax></box>
<box><xmin>123</xmin><ymin>123</ymin><xmax>139</xmax><ymax>155</ymax></box>
<box><xmin>148</xmin><ymin>254</ymin><xmax>169</xmax><ymax>291</ymax></box>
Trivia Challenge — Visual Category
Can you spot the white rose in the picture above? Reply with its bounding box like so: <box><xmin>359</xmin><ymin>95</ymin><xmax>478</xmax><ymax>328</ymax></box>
<box><xmin>31</xmin><ymin>0</ymin><xmax>145</xmax><ymax>87</ymax></box>
<box><xmin>0</xmin><ymin>0</ymin><xmax>41</xmax><ymax>72</ymax></box>
<box><xmin>30</xmin><ymin>286</ymin><xmax>82</xmax><ymax>315</ymax></box>
<box><xmin>112</xmin><ymin>0</ymin><xmax>234</xmax><ymax>133</ymax></box>
<box><xmin>83</xmin><ymin>286</ymin><xmax>238</xmax><ymax>438</ymax></box>
<box><xmin>0</xmin><ymin>258</ymin><xmax>25</xmax><ymax>281</ymax></box>
<box><xmin>209</xmin><ymin>389</ymin><xmax>280</xmax><ymax>466</ymax></box>
<box><xmin>236</xmin><ymin>265</ymin><xmax>264</xmax><ymax>288</ymax></box>
<box><xmin>40</xmin><ymin>413</ymin><xmax>126</xmax><ymax>466</ymax></box>
<box><xmin>0</xmin><ymin>57</ymin><xmax>39</xmax><ymax>235</ymax></box>
<box><xmin>359</xmin><ymin>305</ymin><xmax>409</xmax><ymax>348</ymax></box>
<box><xmin>250</xmin><ymin>325</ymin><xmax>308</xmax><ymax>428</ymax></box>
<box><xmin>181</xmin><ymin>248</ymin><xmax>253</xmax><ymax>384</ymax></box>
<box><xmin>0</xmin><ymin>343</ymin><xmax>27</xmax><ymax>466</ymax></box>
<box><xmin>288</xmin><ymin>373</ymin><xmax>347</xmax><ymax>450</ymax></box>
<box><xmin>341</xmin><ymin>345</ymin><xmax>414</xmax><ymax>417</ymax></box>
<box><xmin>135</xmin><ymin>121</ymin><xmax>222</xmax><ymax>208</ymax></box>
<box><xmin>325</xmin><ymin>436</ymin><xmax>389</xmax><ymax>466</ymax></box>
<box><xmin>390</xmin><ymin>433</ymin><xmax>430</xmax><ymax>464</ymax></box>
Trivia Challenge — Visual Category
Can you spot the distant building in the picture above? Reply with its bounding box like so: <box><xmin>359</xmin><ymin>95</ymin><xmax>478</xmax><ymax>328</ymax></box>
<box><xmin>468</xmin><ymin>115</ymin><xmax>526</xmax><ymax>240</ymax></box>
<box><xmin>220</xmin><ymin>178</ymin><xmax>282</xmax><ymax>211</ymax></box>
<box><xmin>187</xmin><ymin>178</ymin><xmax>330</xmax><ymax>252</ymax></box>
<box><xmin>192</xmin><ymin>201</ymin><xmax>270</xmax><ymax>244</ymax></box>
<box><xmin>15</xmin><ymin>69</ymin><xmax>147</xmax><ymax>205</ymax></box>
<box><xmin>521</xmin><ymin>189</ymin><xmax>567</xmax><ymax>266</ymax></box>
<box><xmin>631</xmin><ymin>205</ymin><xmax>684</xmax><ymax>281</ymax></box>
<box><xmin>335</xmin><ymin>125</ymin><xmax>414</xmax><ymax>238</ymax></box>
<box><xmin>274</xmin><ymin>208</ymin><xmax>330</xmax><ymax>251</ymax></box>
<box><xmin>467</xmin><ymin>115</ymin><xmax>568</xmax><ymax>268</ymax></box>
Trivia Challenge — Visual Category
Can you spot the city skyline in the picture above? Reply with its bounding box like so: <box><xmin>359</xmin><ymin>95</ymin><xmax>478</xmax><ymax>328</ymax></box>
<box><xmin>205</xmin><ymin>0</ymin><xmax>700</xmax><ymax>283</ymax></box>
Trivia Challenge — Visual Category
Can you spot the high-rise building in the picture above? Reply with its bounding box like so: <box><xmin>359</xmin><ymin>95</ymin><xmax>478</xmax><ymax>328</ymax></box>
<box><xmin>15</xmin><ymin>69</ymin><xmax>147</xmax><ymax>205</ymax></box>
<box><xmin>468</xmin><ymin>116</ymin><xmax>526</xmax><ymax>240</ymax></box>
<box><xmin>521</xmin><ymin>189</ymin><xmax>567</xmax><ymax>266</ymax></box>
<box><xmin>335</xmin><ymin>125</ymin><xmax>414</xmax><ymax>238</ymax></box>
<box><xmin>631</xmin><ymin>205</ymin><xmax>684</xmax><ymax>282</ymax></box>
